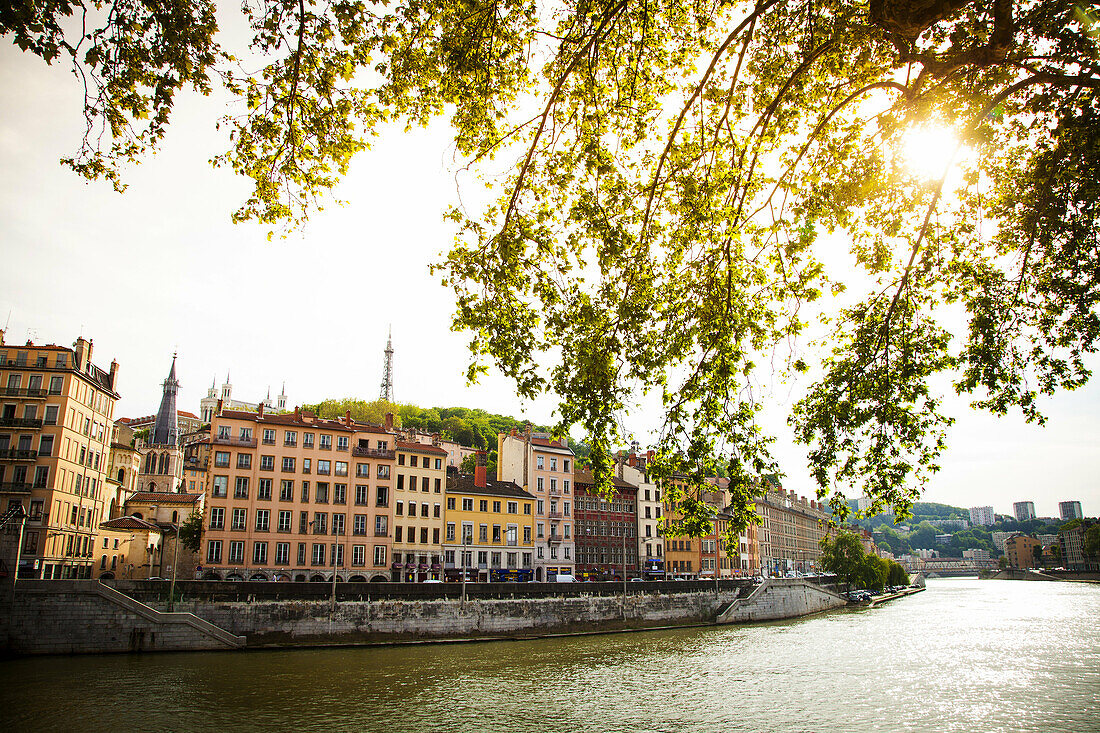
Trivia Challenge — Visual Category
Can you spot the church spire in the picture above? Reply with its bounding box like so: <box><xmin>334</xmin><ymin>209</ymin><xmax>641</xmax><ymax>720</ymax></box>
<box><xmin>152</xmin><ymin>353</ymin><xmax>180</xmax><ymax>446</ymax></box>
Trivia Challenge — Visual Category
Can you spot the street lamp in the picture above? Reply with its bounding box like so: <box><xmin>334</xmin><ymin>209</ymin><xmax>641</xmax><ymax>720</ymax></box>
<box><xmin>168</xmin><ymin>520</ymin><xmax>181</xmax><ymax>612</ymax></box>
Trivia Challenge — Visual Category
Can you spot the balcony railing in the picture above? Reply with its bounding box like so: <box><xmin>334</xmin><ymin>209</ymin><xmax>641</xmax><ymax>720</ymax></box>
<box><xmin>549</xmin><ymin>487</ymin><xmax>562</xmax><ymax>496</ymax></box>
<box><xmin>352</xmin><ymin>446</ymin><xmax>395</xmax><ymax>459</ymax></box>
<box><xmin>212</xmin><ymin>435</ymin><xmax>257</xmax><ymax>448</ymax></box>
<box><xmin>0</xmin><ymin>417</ymin><xmax>42</xmax><ymax>429</ymax></box>
<box><xmin>0</xmin><ymin>448</ymin><xmax>38</xmax><ymax>460</ymax></box>
<box><xmin>547</xmin><ymin>511</ymin><xmax>563</xmax><ymax>519</ymax></box>
<box><xmin>0</xmin><ymin>481</ymin><xmax>32</xmax><ymax>493</ymax></box>
<box><xmin>0</xmin><ymin>387</ymin><xmax>47</xmax><ymax>399</ymax></box>
<box><xmin>548</xmin><ymin>533</ymin><xmax>564</xmax><ymax>543</ymax></box>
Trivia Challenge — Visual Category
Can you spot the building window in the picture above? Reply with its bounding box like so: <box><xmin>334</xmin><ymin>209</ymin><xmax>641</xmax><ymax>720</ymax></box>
<box><xmin>284</xmin><ymin>431</ymin><xmax>297</xmax><ymax>447</ymax></box>
<box><xmin>319</xmin><ymin>434</ymin><xmax>332</xmax><ymax>450</ymax></box>
<box><xmin>394</xmin><ymin>526</ymin><xmax>403</xmax><ymax>543</ymax></box>
<box><xmin>255</xmin><ymin>509</ymin><xmax>270</xmax><ymax>531</ymax></box>
<box><xmin>212</xmin><ymin>476</ymin><xmax>228</xmax><ymax>498</ymax></box>
<box><xmin>313</xmin><ymin>513</ymin><xmax>327</xmax><ymax>534</ymax></box>
<box><xmin>353</xmin><ymin>514</ymin><xmax>367</xmax><ymax>535</ymax></box>
<box><xmin>234</xmin><ymin>477</ymin><xmax>249</xmax><ymax>499</ymax></box>
<box><xmin>355</xmin><ymin>485</ymin><xmax>369</xmax><ymax>505</ymax></box>
<box><xmin>507</xmin><ymin>501</ymin><xmax>518</xmax><ymax>514</ymax></box>
<box><xmin>446</xmin><ymin>523</ymin><xmax>456</xmax><ymax>542</ymax></box>
<box><xmin>352</xmin><ymin>545</ymin><xmax>365</xmax><ymax>566</ymax></box>
<box><xmin>303</xmin><ymin>433</ymin><xmax>315</xmax><ymax>448</ymax></box>
<box><xmin>237</xmin><ymin>453</ymin><xmax>252</xmax><ymax>470</ymax></box>
<box><xmin>214</xmin><ymin>452</ymin><xmax>230</xmax><ymax>468</ymax></box>
<box><xmin>301</xmin><ymin>481</ymin><xmax>310</xmax><ymax>502</ymax></box>
<box><xmin>398</xmin><ymin>453</ymin><xmax>406</xmax><ymax>466</ymax></box>
<box><xmin>312</xmin><ymin>544</ymin><xmax>326</xmax><ymax>565</ymax></box>
<box><xmin>253</xmin><ymin>542</ymin><xmax>268</xmax><ymax>564</ymax></box>
<box><xmin>44</xmin><ymin>404</ymin><xmax>59</xmax><ymax>425</ymax></box>
<box><xmin>228</xmin><ymin>541</ymin><xmax>244</xmax><ymax>564</ymax></box>
<box><xmin>493</xmin><ymin>501</ymin><xmax>501</xmax><ymax>513</ymax></box>
<box><xmin>281</xmin><ymin>456</ymin><xmax>295</xmax><ymax>472</ymax></box>
<box><xmin>550</xmin><ymin>458</ymin><xmax>557</xmax><ymax>471</ymax></box>
<box><xmin>374</xmin><ymin>545</ymin><xmax>386</xmax><ymax>566</ymax></box>
<box><xmin>334</xmin><ymin>483</ymin><xmax>347</xmax><ymax>504</ymax></box>
<box><xmin>209</xmin><ymin>507</ymin><xmax>225</xmax><ymax>530</ymax></box>
<box><xmin>375</xmin><ymin>486</ymin><xmax>389</xmax><ymax>507</ymax></box>
<box><xmin>537</xmin><ymin>456</ymin><xmax>544</xmax><ymax>469</ymax></box>
<box><xmin>275</xmin><ymin>542</ymin><xmax>290</xmax><ymax>564</ymax></box>
<box><xmin>315</xmin><ymin>482</ymin><xmax>329</xmax><ymax>503</ymax></box>
<box><xmin>258</xmin><ymin>478</ymin><xmax>272</xmax><ymax>500</ymax></box>
<box><xmin>278</xmin><ymin>510</ymin><xmax>292</xmax><ymax>532</ymax></box>
<box><xmin>280</xmin><ymin>480</ymin><xmax>294</xmax><ymax>501</ymax></box>
<box><xmin>337</xmin><ymin>436</ymin><xmax>349</xmax><ymax>451</ymax></box>
<box><xmin>317</xmin><ymin>460</ymin><xmax>331</xmax><ymax>476</ymax></box>
<box><xmin>462</xmin><ymin>498</ymin><xmax>473</xmax><ymax>511</ymax></box>
<box><xmin>377</xmin><ymin>465</ymin><xmax>390</xmax><ymax>480</ymax></box>
<box><xmin>332</xmin><ymin>513</ymin><xmax>345</xmax><ymax>536</ymax></box>
<box><xmin>263</xmin><ymin>429</ymin><xmax>276</xmax><ymax>445</ymax></box>
<box><xmin>375</xmin><ymin>515</ymin><xmax>388</xmax><ymax>537</ymax></box>
<box><xmin>537</xmin><ymin>477</ymin><xmax>544</xmax><ymax>491</ymax></box>
<box><xmin>356</xmin><ymin>463</ymin><xmax>370</xmax><ymax>478</ymax></box>
<box><xmin>207</xmin><ymin>540</ymin><xmax>222</xmax><ymax>563</ymax></box>
<box><xmin>298</xmin><ymin>543</ymin><xmax>307</xmax><ymax>565</ymax></box>
<box><xmin>231</xmin><ymin>508</ymin><xmax>246</xmax><ymax>531</ymax></box>
<box><xmin>335</xmin><ymin>461</ymin><xmax>348</xmax><ymax>477</ymax></box>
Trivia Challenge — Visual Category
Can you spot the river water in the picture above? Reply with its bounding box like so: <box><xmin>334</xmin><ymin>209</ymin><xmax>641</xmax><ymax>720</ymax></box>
<box><xmin>1</xmin><ymin>578</ymin><xmax>1097</xmax><ymax>732</ymax></box>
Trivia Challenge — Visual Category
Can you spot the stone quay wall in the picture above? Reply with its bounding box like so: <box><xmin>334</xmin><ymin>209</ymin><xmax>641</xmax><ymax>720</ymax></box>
<box><xmin>1</xmin><ymin>581</ymin><xmax>244</xmax><ymax>655</ymax></box>
<box><xmin>3</xmin><ymin>578</ymin><xmax>848</xmax><ymax>655</ymax></box>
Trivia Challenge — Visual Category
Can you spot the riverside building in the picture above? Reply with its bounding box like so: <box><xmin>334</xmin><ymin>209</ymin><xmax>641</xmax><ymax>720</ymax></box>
<box><xmin>753</xmin><ymin>476</ymin><xmax>829</xmax><ymax>576</ymax></box>
<box><xmin>618</xmin><ymin>453</ymin><xmax>665</xmax><ymax>579</ymax></box>
<box><xmin>391</xmin><ymin>439</ymin><xmax>449</xmax><ymax>581</ymax></box>
<box><xmin>443</xmin><ymin>454</ymin><xmax>536</xmax><ymax>581</ymax></box>
<box><xmin>0</xmin><ymin>333</ymin><xmax>120</xmax><ymax>579</ymax></box>
<box><xmin>199</xmin><ymin>407</ymin><xmax>395</xmax><ymax>582</ymax></box>
<box><xmin>573</xmin><ymin>469</ymin><xmax>639</xmax><ymax>581</ymax></box>
<box><xmin>497</xmin><ymin>429</ymin><xmax>576</xmax><ymax>580</ymax></box>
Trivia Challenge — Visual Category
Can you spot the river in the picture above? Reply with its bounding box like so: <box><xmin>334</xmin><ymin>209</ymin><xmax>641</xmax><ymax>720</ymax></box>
<box><xmin>1</xmin><ymin>578</ymin><xmax>1097</xmax><ymax>732</ymax></box>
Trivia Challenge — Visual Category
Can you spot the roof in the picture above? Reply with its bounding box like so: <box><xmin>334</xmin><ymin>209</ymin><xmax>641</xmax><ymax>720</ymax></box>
<box><xmin>447</xmin><ymin>473</ymin><xmax>535</xmax><ymax>500</ymax></box>
<box><xmin>530</xmin><ymin>437</ymin><xmax>574</xmax><ymax>454</ymax></box>
<box><xmin>126</xmin><ymin>491</ymin><xmax>203</xmax><ymax>505</ymax></box>
<box><xmin>99</xmin><ymin>516</ymin><xmax>162</xmax><ymax>532</ymax></box>
<box><xmin>573</xmin><ymin>469</ymin><xmax>637</xmax><ymax>490</ymax></box>
<box><xmin>396</xmin><ymin>440</ymin><xmax>448</xmax><ymax>455</ymax></box>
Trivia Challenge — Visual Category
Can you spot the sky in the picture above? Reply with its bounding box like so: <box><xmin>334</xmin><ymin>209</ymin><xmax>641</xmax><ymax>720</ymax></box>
<box><xmin>1</xmin><ymin>29</ymin><xmax>1096</xmax><ymax>520</ymax></box>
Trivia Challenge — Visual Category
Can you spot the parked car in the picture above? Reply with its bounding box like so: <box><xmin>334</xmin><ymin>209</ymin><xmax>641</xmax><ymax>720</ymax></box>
<box><xmin>553</xmin><ymin>574</ymin><xmax>577</xmax><ymax>583</ymax></box>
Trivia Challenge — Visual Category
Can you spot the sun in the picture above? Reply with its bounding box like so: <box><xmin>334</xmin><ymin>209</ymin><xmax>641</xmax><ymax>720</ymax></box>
<box><xmin>900</xmin><ymin>126</ymin><xmax>964</xmax><ymax>182</ymax></box>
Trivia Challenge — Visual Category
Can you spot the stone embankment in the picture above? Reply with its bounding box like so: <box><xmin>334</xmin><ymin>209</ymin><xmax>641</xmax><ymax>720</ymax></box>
<box><xmin>2</xmin><ymin>577</ymin><xmax>851</xmax><ymax>656</ymax></box>
<box><xmin>988</xmin><ymin>568</ymin><xmax>1100</xmax><ymax>583</ymax></box>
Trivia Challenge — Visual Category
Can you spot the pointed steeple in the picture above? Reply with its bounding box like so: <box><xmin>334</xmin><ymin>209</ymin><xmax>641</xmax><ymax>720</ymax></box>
<box><xmin>152</xmin><ymin>353</ymin><xmax>180</xmax><ymax>446</ymax></box>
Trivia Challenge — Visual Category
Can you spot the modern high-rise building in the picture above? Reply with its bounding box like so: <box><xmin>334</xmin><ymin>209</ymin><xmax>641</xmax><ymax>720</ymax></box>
<box><xmin>969</xmin><ymin>505</ymin><xmax>995</xmax><ymax>526</ymax></box>
<box><xmin>1059</xmin><ymin>500</ymin><xmax>1083</xmax><ymax>521</ymax></box>
<box><xmin>1013</xmin><ymin>501</ymin><xmax>1036</xmax><ymax>522</ymax></box>
<box><xmin>0</xmin><ymin>332</ymin><xmax>120</xmax><ymax>579</ymax></box>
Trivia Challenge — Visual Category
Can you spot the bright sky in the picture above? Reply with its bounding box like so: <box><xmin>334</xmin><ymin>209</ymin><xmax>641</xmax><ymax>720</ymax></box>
<box><xmin>1</xmin><ymin>32</ymin><xmax>1096</xmax><ymax>520</ymax></box>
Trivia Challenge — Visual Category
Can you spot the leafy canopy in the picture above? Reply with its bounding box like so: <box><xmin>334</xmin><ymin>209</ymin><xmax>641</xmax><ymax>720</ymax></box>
<box><xmin>6</xmin><ymin>1</ymin><xmax>1100</xmax><ymax>539</ymax></box>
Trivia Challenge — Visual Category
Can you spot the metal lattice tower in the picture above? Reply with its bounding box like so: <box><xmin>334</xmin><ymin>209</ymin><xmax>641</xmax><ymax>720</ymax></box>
<box><xmin>379</xmin><ymin>326</ymin><xmax>394</xmax><ymax>402</ymax></box>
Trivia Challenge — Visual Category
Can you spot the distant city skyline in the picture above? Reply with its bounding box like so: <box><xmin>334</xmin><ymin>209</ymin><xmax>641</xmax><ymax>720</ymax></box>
<box><xmin>2</xmin><ymin>42</ymin><xmax>1097</xmax><ymax>520</ymax></box>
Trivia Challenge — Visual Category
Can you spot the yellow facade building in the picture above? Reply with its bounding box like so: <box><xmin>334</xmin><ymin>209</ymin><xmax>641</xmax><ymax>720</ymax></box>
<box><xmin>443</xmin><ymin>459</ymin><xmax>536</xmax><ymax>582</ymax></box>
<box><xmin>0</xmin><ymin>333</ymin><xmax>120</xmax><ymax>579</ymax></box>
<box><xmin>390</xmin><ymin>439</ymin><xmax>449</xmax><ymax>581</ymax></box>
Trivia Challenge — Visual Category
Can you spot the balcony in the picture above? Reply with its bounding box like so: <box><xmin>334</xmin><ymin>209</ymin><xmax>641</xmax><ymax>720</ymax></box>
<box><xmin>547</xmin><ymin>511</ymin><xmax>563</xmax><ymax>519</ymax></box>
<box><xmin>0</xmin><ymin>448</ymin><xmax>38</xmax><ymax>460</ymax></box>
<box><xmin>0</xmin><ymin>481</ymin><xmax>32</xmax><ymax>493</ymax></box>
<box><xmin>548</xmin><ymin>533</ymin><xmax>564</xmax><ymax>543</ymax></box>
<box><xmin>0</xmin><ymin>417</ymin><xmax>42</xmax><ymax>429</ymax></box>
<box><xmin>0</xmin><ymin>387</ymin><xmax>47</xmax><ymax>399</ymax></box>
<box><xmin>352</xmin><ymin>446</ymin><xmax>395</xmax><ymax>459</ymax></box>
<box><xmin>549</xmin><ymin>487</ymin><xmax>562</xmax><ymax>496</ymax></box>
<box><xmin>212</xmin><ymin>435</ymin><xmax>257</xmax><ymax>448</ymax></box>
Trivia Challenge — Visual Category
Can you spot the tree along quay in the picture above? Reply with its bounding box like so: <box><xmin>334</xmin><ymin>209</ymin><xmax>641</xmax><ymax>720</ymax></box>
<box><xmin>0</xmin><ymin>576</ymin><xmax>876</xmax><ymax>655</ymax></box>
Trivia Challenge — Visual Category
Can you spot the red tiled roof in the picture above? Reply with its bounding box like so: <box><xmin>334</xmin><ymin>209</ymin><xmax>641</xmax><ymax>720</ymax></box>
<box><xmin>99</xmin><ymin>516</ymin><xmax>162</xmax><ymax>531</ymax></box>
<box><xmin>573</xmin><ymin>469</ymin><xmax>637</xmax><ymax>490</ymax></box>
<box><xmin>396</xmin><ymin>440</ymin><xmax>448</xmax><ymax>455</ymax></box>
<box><xmin>126</xmin><ymin>492</ymin><xmax>203</xmax><ymax>504</ymax></box>
<box><xmin>446</xmin><ymin>473</ymin><xmax>534</xmax><ymax>499</ymax></box>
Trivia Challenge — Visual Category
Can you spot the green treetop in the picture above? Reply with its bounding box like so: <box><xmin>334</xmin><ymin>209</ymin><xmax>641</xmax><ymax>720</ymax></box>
<box><xmin>7</xmin><ymin>2</ymin><xmax>1099</xmax><ymax>538</ymax></box>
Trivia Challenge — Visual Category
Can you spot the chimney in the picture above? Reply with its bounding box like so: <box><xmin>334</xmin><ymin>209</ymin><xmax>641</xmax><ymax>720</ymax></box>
<box><xmin>258</xmin><ymin>402</ymin><xmax>265</xmax><ymax>418</ymax></box>
<box><xmin>475</xmin><ymin>450</ymin><xmax>487</xmax><ymax>488</ymax></box>
<box><xmin>73</xmin><ymin>336</ymin><xmax>90</xmax><ymax>370</ymax></box>
<box><xmin>216</xmin><ymin>398</ymin><xmax>223</xmax><ymax>416</ymax></box>
<box><xmin>295</xmin><ymin>406</ymin><xmax>301</xmax><ymax>421</ymax></box>
<box><xmin>345</xmin><ymin>409</ymin><xmax>352</xmax><ymax>426</ymax></box>
<box><xmin>384</xmin><ymin>412</ymin><xmax>394</xmax><ymax>431</ymax></box>
<box><xmin>109</xmin><ymin>359</ymin><xmax>119</xmax><ymax>390</ymax></box>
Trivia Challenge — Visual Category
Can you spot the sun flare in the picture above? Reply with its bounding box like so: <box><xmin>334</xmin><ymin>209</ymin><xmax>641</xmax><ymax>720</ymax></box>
<box><xmin>901</xmin><ymin>126</ymin><xmax>964</xmax><ymax>181</ymax></box>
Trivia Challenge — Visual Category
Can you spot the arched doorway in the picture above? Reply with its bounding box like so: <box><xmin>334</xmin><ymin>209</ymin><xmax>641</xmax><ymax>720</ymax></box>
<box><xmin>99</xmin><ymin>572</ymin><xmax>115</xmax><ymax>580</ymax></box>
<box><xmin>249</xmin><ymin>572</ymin><xmax>267</xmax><ymax>581</ymax></box>
<box><xmin>536</xmin><ymin>567</ymin><xmax>543</xmax><ymax>582</ymax></box>
<box><xmin>202</xmin><ymin>570</ymin><xmax>222</xmax><ymax>580</ymax></box>
<box><xmin>309</xmin><ymin>574</ymin><xmax>325</xmax><ymax>582</ymax></box>
<box><xmin>225</xmin><ymin>573</ymin><xmax>244</xmax><ymax>581</ymax></box>
<box><xmin>349</xmin><ymin>575</ymin><xmax>367</xmax><ymax>582</ymax></box>
<box><xmin>294</xmin><ymin>574</ymin><xmax>307</xmax><ymax>582</ymax></box>
<box><xmin>370</xmin><ymin>574</ymin><xmax>388</xmax><ymax>582</ymax></box>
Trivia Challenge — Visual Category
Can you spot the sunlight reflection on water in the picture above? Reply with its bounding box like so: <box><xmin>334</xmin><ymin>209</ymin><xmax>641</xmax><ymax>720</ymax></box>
<box><xmin>1</xmin><ymin>579</ymin><xmax>1097</xmax><ymax>732</ymax></box>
